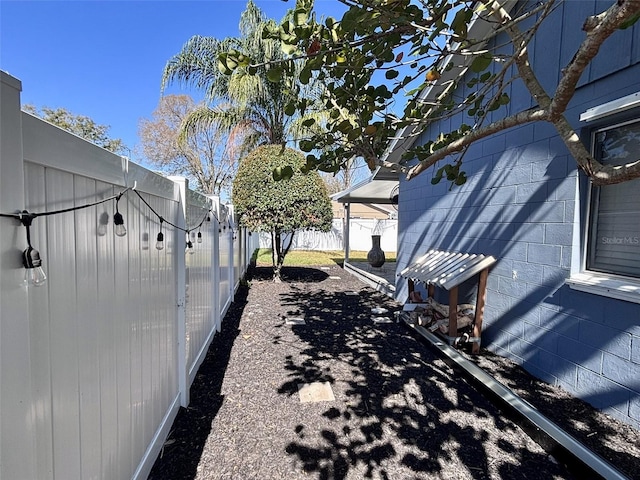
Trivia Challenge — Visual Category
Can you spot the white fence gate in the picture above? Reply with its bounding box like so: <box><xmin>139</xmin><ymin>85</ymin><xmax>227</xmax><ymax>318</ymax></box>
<box><xmin>0</xmin><ymin>71</ymin><xmax>259</xmax><ymax>480</ymax></box>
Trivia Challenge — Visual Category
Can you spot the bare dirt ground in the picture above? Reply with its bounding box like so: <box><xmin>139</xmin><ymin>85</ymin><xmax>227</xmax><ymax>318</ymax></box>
<box><xmin>148</xmin><ymin>265</ymin><xmax>639</xmax><ymax>480</ymax></box>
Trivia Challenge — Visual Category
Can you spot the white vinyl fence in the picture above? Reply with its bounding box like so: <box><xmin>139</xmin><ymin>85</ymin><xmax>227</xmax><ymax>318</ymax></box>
<box><xmin>259</xmin><ymin>218</ymin><xmax>397</xmax><ymax>252</ymax></box>
<box><xmin>0</xmin><ymin>72</ymin><xmax>259</xmax><ymax>480</ymax></box>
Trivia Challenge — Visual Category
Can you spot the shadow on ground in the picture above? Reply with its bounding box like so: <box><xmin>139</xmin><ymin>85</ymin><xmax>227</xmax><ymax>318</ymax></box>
<box><xmin>252</xmin><ymin>266</ymin><xmax>331</xmax><ymax>283</ymax></box>
<box><xmin>147</xmin><ymin>284</ymin><xmax>249</xmax><ymax>480</ymax></box>
<box><xmin>276</xmin><ymin>284</ymin><xmax>569</xmax><ymax>479</ymax></box>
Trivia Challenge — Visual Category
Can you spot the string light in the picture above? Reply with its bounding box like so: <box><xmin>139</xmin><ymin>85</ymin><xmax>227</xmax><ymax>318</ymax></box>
<box><xmin>156</xmin><ymin>218</ymin><xmax>165</xmax><ymax>250</ymax></box>
<box><xmin>113</xmin><ymin>193</ymin><xmax>126</xmax><ymax>237</ymax></box>
<box><xmin>1</xmin><ymin>186</ymin><xmax>217</xmax><ymax>283</ymax></box>
<box><xmin>186</xmin><ymin>231</ymin><xmax>195</xmax><ymax>255</ymax></box>
<box><xmin>19</xmin><ymin>211</ymin><xmax>47</xmax><ymax>287</ymax></box>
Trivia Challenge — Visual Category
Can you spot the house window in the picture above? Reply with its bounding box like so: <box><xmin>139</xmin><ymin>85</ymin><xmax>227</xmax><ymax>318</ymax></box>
<box><xmin>586</xmin><ymin>119</ymin><xmax>640</xmax><ymax>278</ymax></box>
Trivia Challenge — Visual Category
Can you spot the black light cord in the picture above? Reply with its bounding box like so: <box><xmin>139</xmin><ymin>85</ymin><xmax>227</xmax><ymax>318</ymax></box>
<box><xmin>0</xmin><ymin>187</ymin><xmax>131</xmax><ymax>222</ymax></box>
<box><xmin>0</xmin><ymin>185</ymin><xmax>218</xmax><ymax>234</ymax></box>
<box><xmin>132</xmin><ymin>189</ymin><xmax>216</xmax><ymax>234</ymax></box>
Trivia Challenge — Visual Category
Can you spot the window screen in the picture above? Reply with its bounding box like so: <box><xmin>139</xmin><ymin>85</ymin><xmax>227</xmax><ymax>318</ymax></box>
<box><xmin>587</xmin><ymin>119</ymin><xmax>640</xmax><ymax>278</ymax></box>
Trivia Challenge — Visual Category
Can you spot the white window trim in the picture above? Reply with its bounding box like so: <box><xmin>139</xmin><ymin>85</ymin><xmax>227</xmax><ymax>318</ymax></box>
<box><xmin>580</xmin><ymin>91</ymin><xmax>640</xmax><ymax>123</ymax></box>
<box><xmin>567</xmin><ymin>102</ymin><xmax>640</xmax><ymax>304</ymax></box>
<box><xmin>567</xmin><ymin>272</ymin><xmax>640</xmax><ymax>304</ymax></box>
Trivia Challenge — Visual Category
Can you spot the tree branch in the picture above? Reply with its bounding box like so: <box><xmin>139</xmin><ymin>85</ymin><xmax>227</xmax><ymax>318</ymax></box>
<box><xmin>549</xmin><ymin>0</ymin><xmax>640</xmax><ymax>121</ymax></box>
<box><xmin>406</xmin><ymin>108</ymin><xmax>547</xmax><ymax>179</ymax></box>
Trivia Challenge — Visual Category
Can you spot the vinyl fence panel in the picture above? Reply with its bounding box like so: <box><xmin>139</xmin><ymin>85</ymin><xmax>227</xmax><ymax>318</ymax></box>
<box><xmin>0</xmin><ymin>72</ymin><xmax>255</xmax><ymax>480</ymax></box>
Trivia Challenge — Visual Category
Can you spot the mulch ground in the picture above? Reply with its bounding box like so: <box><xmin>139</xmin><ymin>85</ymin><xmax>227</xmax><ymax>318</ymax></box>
<box><xmin>148</xmin><ymin>265</ymin><xmax>640</xmax><ymax>480</ymax></box>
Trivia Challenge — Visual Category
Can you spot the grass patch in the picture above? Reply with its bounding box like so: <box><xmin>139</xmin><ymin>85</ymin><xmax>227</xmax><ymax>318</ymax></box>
<box><xmin>255</xmin><ymin>249</ymin><xmax>396</xmax><ymax>267</ymax></box>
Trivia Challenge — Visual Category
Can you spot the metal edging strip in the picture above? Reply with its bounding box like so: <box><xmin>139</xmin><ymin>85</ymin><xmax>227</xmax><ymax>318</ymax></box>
<box><xmin>404</xmin><ymin>319</ymin><xmax>630</xmax><ymax>480</ymax></box>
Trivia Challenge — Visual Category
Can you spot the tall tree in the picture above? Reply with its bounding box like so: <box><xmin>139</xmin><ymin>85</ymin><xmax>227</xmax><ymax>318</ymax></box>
<box><xmin>138</xmin><ymin>94</ymin><xmax>235</xmax><ymax>194</ymax></box>
<box><xmin>221</xmin><ymin>0</ymin><xmax>640</xmax><ymax>186</ymax></box>
<box><xmin>23</xmin><ymin>104</ymin><xmax>126</xmax><ymax>154</ymax></box>
<box><xmin>232</xmin><ymin>145</ymin><xmax>333</xmax><ymax>281</ymax></box>
<box><xmin>161</xmin><ymin>0</ymin><xmax>326</xmax><ymax>161</ymax></box>
<box><xmin>321</xmin><ymin>157</ymin><xmax>364</xmax><ymax>195</ymax></box>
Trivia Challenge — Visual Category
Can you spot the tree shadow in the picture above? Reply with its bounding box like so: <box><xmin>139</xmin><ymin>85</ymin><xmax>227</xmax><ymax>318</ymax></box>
<box><xmin>147</xmin><ymin>283</ymin><xmax>249</xmax><ymax>480</ymax></box>
<box><xmin>396</xmin><ymin>139</ymin><xmax>640</xmax><ymax>474</ymax></box>
<box><xmin>276</xmin><ymin>284</ymin><xmax>570</xmax><ymax>479</ymax></box>
<box><xmin>251</xmin><ymin>265</ymin><xmax>331</xmax><ymax>283</ymax></box>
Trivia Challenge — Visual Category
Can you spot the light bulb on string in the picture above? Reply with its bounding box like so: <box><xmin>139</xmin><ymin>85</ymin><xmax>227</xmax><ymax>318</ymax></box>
<box><xmin>97</xmin><ymin>212</ymin><xmax>109</xmax><ymax>236</ymax></box>
<box><xmin>185</xmin><ymin>231</ymin><xmax>195</xmax><ymax>255</ymax></box>
<box><xmin>19</xmin><ymin>211</ymin><xmax>47</xmax><ymax>287</ymax></box>
<box><xmin>197</xmin><ymin>230</ymin><xmax>202</xmax><ymax>243</ymax></box>
<box><xmin>156</xmin><ymin>218</ymin><xmax>164</xmax><ymax>250</ymax></box>
<box><xmin>113</xmin><ymin>193</ymin><xmax>126</xmax><ymax>237</ymax></box>
<box><xmin>156</xmin><ymin>232</ymin><xmax>164</xmax><ymax>250</ymax></box>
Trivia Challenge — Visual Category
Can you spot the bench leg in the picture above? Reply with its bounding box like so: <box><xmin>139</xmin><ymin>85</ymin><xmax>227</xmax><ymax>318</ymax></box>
<box><xmin>448</xmin><ymin>286</ymin><xmax>458</xmax><ymax>338</ymax></box>
<box><xmin>472</xmin><ymin>269</ymin><xmax>489</xmax><ymax>354</ymax></box>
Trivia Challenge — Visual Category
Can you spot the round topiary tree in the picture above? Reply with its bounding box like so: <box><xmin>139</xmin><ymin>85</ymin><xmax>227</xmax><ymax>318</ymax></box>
<box><xmin>232</xmin><ymin>144</ymin><xmax>333</xmax><ymax>281</ymax></box>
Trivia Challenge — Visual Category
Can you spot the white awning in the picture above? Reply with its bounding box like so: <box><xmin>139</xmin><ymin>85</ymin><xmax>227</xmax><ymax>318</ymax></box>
<box><xmin>331</xmin><ymin>167</ymin><xmax>399</xmax><ymax>204</ymax></box>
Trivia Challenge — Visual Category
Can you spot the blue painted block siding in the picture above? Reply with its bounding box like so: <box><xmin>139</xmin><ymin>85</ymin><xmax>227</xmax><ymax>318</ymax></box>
<box><xmin>395</xmin><ymin>1</ymin><xmax>640</xmax><ymax>429</ymax></box>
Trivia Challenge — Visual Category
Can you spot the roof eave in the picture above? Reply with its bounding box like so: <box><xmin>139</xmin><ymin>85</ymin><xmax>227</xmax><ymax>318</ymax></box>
<box><xmin>382</xmin><ymin>0</ymin><xmax>518</xmax><ymax>165</ymax></box>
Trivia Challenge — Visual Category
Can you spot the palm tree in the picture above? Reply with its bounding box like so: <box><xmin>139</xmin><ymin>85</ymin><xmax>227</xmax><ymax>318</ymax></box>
<box><xmin>161</xmin><ymin>0</ymin><xmax>323</xmax><ymax>157</ymax></box>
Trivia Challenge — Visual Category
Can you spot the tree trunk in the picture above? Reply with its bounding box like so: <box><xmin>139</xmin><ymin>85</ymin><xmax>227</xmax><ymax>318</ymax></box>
<box><xmin>272</xmin><ymin>230</ymin><xmax>282</xmax><ymax>282</ymax></box>
<box><xmin>271</xmin><ymin>228</ymin><xmax>294</xmax><ymax>282</ymax></box>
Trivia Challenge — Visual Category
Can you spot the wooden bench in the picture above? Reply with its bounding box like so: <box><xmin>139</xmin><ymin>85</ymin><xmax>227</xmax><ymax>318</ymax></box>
<box><xmin>399</xmin><ymin>250</ymin><xmax>496</xmax><ymax>353</ymax></box>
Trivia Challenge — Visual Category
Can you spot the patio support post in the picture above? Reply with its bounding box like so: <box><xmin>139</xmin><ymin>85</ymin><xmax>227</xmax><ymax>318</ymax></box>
<box><xmin>344</xmin><ymin>203</ymin><xmax>351</xmax><ymax>263</ymax></box>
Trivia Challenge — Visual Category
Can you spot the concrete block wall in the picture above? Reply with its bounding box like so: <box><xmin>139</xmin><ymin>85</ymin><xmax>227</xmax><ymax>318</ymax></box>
<box><xmin>396</xmin><ymin>1</ymin><xmax>640</xmax><ymax>428</ymax></box>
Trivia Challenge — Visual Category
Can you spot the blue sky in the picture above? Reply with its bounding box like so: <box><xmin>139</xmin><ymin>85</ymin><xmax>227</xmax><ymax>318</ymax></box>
<box><xmin>1</xmin><ymin>0</ymin><xmax>346</xmax><ymax>165</ymax></box>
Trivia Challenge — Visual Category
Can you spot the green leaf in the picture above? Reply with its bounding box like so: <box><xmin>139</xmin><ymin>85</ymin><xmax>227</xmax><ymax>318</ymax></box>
<box><xmin>284</xmin><ymin>102</ymin><xmax>296</xmax><ymax>116</ymax></box>
<box><xmin>281</xmin><ymin>166</ymin><xmax>294</xmax><ymax>180</ymax></box>
<box><xmin>299</xmin><ymin>67</ymin><xmax>311</xmax><ymax>85</ymax></box>
<box><xmin>451</xmin><ymin>8</ymin><xmax>470</xmax><ymax>38</ymax></box>
<box><xmin>217</xmin><ymin>53</ymin><xmax>237</xmax><ymax>74</ymax></box>
<box><xmin>470</xmin><ymin>52</ymin><xmax>492</xmax><ymax>73</ymax></box>
<box><xmin>293</xmin><ymin>8</ymin><xmax>309</xmax><ymax>26</ymax></box>
<box><xmin>431</xmin><ymin>166</ymin><xmax>444</xmax><ymax>184</ymax></box>
<box><xmin>281</xmin><ymin>43</ymin><xmax>298</xmax><ymax>55</ymax></box>
<box><xmin>302</xmin><ymin>118</ymin><xmax>316</xmax><ymax>127</ymax></box>
<box><xmin>266</xmin><ymin>67</ymin><xmax>283</xmax><ymax>83</ymax></box>
<box><xmin>299</xmin><ymin>140</ymin><xmax>313</xmax><ymax>152</ymax></box>
<box><xmin>454</xmin><ymin>172</ymin><xmax>467</xmax><ymax>186</ymax></box>
<box><xmin>347</xmin><ymin>127</ymin><xmax>361</xmax><ymax>141</ymax></box>
<box><xmin>262</xmin><ymin>23</ymin><xmax>280</xmax><ymax>39</ymax></box>
<box><xmin>336</xmin><ymin>119</ymin><xmax>352</xmax><ymax>133</ymax></box>
<box><xmin>385</xmin><ymin>69</ymin><xmax>399</xmax><ymax>80</ymax></box>
<box><xmin>218</xmin><ymin>59</ymin><xmax>232</xmax><ymax>75</ymax></box>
